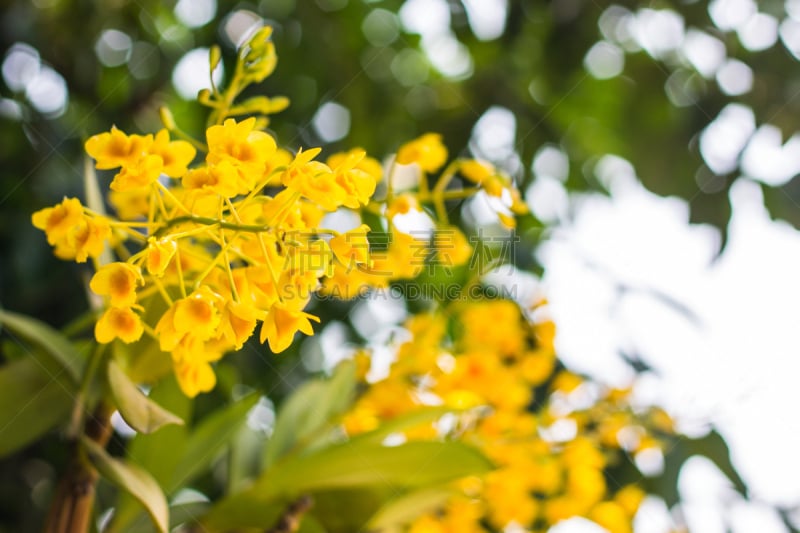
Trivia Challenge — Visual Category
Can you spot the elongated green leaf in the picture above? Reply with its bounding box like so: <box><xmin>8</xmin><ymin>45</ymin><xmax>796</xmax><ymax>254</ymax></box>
<box><xmin>264</xmin><ymin>360</ymin><xmax>357</xmax><ymax>467</ymax></box>
<box><xmin>366</xmin><ymin>486</ymin><xmax>455</xmax><ymax>530</ymax></box>
<box><xmin>228</xmin><ymin>425</ymin><xmax>266</xmax><ymax>493</ymax></box>
<box><xmin>199</xmin><ymin>494</ymin><xmax>289</xmax><ymax>532</ymax></box>
<box><xmin>0</xmin><ymin>357</ymin><xmax>73</xmax><ymax>457</ymax></box>
<box><xmin>0</xmin><ymin>309</ymin><xmax>84</xmax><ymax>382</ymax></box>
<box><xmin>107</xmin><ymin>375</ymin><xmax>191</xmax><ymax>533</ymax></box>
<box><xmin>202</xmin><ymin>441</ymin><xmax>489</xmax><ymax>531</ymax></box>
<box><xmin>311</xmin><ymin>488</ymin><xmax>391</xmax><ymax>533</ymax></box>
<box><xmin>107</xmin><ymin>359</ymin><xmax>183</xmax><ymax>434</ymax></box>
<box><xmin>258</xmin><ymin>440</ymin><xmax>492</xmax><ymax>498</ymax></box>
<box><xmin>81</xmin><ymin>437</ymin><xmax>169</xmax><ymax>533</ymax></box>
<box><xmin>264</xmin><ymin>380</ymin><xmax>325</xmax><ymax>467</ymax></box>
<box><xmin>172</xmin><ymin>392</ymin><xmax>260</xmax><ymax>488</ymax></box>
<box><xmin>297</xmin><ymin>514</ymin><xmax>327</xmax><ymax>533</ymax></box>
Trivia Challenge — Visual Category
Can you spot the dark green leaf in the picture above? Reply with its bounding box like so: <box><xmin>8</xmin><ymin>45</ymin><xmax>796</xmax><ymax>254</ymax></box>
<box><xmin>310</xmin><ymin>488</ymin><xmax>390</xmax><ymax>533</ymax></box>
<box><xmin>644</xmin><ymin>429</ymin><xmax>748</xmax><ymax>507</ymax></box>
<box><xmin>0</xmin><ymin>357</ymin><xmax>73</xmax><ymax>457</ymax></box>
<box><xmin>107</xmin><ymin>359</ymin><xmax>183</xmax><ymax>434</ymax></box>
<box><xmin>0</xmin><ymin>309</ymin><xmax>84</xmax><ymax>382</ymax></box>
<box><xmin>198</xmin><ymin>494</ymin><xmax>289</xmax><ymax>532</ymax></box>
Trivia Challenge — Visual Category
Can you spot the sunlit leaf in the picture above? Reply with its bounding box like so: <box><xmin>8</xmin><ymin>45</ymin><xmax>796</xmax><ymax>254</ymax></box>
<box><xmin>366</xmin><ymin>486</ymin><xmax>456</xmax><ymax>530</ymax></box>
<box><xmin>202</xmin><ymin>441</ymin><xmax>489</xmax><ymax>531</ymax></box>
<box><xmin>258</xmin><ymin>440</ymin><xmax>492</xmax><ymax>498</ymax></box>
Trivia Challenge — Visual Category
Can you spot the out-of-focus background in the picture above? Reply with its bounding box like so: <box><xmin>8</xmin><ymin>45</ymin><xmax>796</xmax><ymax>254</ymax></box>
<box><xmin>2</xmin><ymin>0</ymin><xmax>800</xmax><ymax>531</ymax></box>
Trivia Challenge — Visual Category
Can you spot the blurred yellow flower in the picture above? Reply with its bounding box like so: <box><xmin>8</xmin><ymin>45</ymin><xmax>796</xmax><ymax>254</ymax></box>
<box><xmin>84</xmin><ymin>126</ymin><xmax>152</xmax><ymax>170</ymax></box>
<box><xmin>396</xmin><ymin>133</ymin><xmax>448</xmax><ymax>173</ymax></box>
<box><xmin>149</xmin><ymin>129</ymin><xmax>196</xmax><ymax>178</ymax></box>
<box><xmin>95</xmin><ymin>307</ymin><xmax>144</xmax><ymax>344</ymax></box>
<box><xmin>259</xmin><ymin>305</ymin><xmax>319</xmax><ymax>353</ymax></box>
<box><xmin>330</xmin><ymin>224</ymin><xmax>371</xmax><ymax>269</ymax></box>
<box><xmin>31</xmin><ymin>197</ymin><xmax>84</xmax><ymax>245</ymax></box>
<box><xmin>90</xmin><ymin>262</ymin><xmax>142</xmax><ymax>308</ymax></box>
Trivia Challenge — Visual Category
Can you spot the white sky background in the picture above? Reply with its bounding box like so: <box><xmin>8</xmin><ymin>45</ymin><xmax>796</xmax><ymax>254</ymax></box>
<box><xmin>539</xmin><ymin>171</ymin><xmax>800</xmax><ymax>532</ymax></box>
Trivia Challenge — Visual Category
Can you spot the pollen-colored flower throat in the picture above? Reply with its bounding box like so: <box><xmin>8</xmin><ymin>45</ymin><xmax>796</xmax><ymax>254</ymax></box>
<box><xmin>32</xmin><ymin>27</ymin><xmax>527</xmax><ymax>398</ymax></box>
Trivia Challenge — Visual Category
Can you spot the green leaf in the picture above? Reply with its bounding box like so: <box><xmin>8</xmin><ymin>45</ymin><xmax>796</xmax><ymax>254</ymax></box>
<box><xmin>257</xmin><ymin>440</ymin><xmax>492</xmax><ymax>498</ymax></box>
<box><xmin>692</xmin><ymin>430</ymin><xmax>748</xmax><ymax>496</ymax></box>
<box><xmin>366</xmin><ymin>487</ymin><xmax>455</xmax><ymax>530</ymax></box>
<box><xmin>107</xmin><ymin>359</ymin><xmax>183</xmax><ymax>434</ymax></box>
<box><xmin>228</xmin><ymin>425</ymin><xmax>266</xmax><ymax>493</ymax></box>
<box><xmin>0</xmin><ymin>309</ymin><xmax>84</xmax><ymax>382</ymax></box>
<box><xmin>172</xmin><ymin>392</ymin><xmax>260</xmax><ymax>487</ymax></box>
<box><xmin>298</xmin><ymin>514</ymin><xmax>327</xmax><ymax>533</ymax></box>
<box><xmin>203</xmin><ymin>441</ymin><xmax>489</xmax><ymax>531</ymax></box>
<box><xmin>199</xmin><ymin>495</ymin><xmax>290</xmax><ymax>532</ymax></box>
<box><xmin>264</xmin><ymin>360</ymin><xmax>357</xmax><ymax>467</ymax></box>
<box><xmin>0</xmin><ymin>357</ymin><xmax>73</xmax><ymax>457</ymax></box>
<box><xmin>311</xmin><ymin>488</ymin><xmax>393</xmax><ymax>533</ymax></box>
<box><xmin>81</xmin><ymin>436</ymin><xmax>169</xmax><ymax>533</ymax></box>
<box><xmin>107</xmin><ymin>375</ymin><xmax>191</xmax><ymax>533</ymax></box>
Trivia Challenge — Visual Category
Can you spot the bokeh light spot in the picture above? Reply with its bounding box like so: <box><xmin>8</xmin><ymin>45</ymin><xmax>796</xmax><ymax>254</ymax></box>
<box><xmin>175</xmin><ymin>0</ymin><xmax>216</xmax><ymax>28</ymax></box>
<box><xmin>95</xmin><ymin>29</ymin><xmax>132</xmax><ymax>67</ymax></box>
<box><xmin>172</xmin><ymin>48</ymin><xmax>224</xmax><ymax>100</ymax></box>
<box><xmin>362</xmin><ymin>8</ymin><xmax>400</xmax><ymax>47</ymax></box>
<box><xmin>584</xmin><ymin>40</ymin><xmax>624</xmax><ymax>79</ymax></box>
<box><xmin>2</xmin><ymin>43</ymin><xmax>40</xmax><ymax>92</ymax></box>
<box><xmin>312</xmin><ymin>101</ymin><xmax>351</xmax><ymax>142</ymax></box>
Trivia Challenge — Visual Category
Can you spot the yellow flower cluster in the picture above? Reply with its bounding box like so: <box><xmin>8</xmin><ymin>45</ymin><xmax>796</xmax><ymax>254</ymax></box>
<box><xmin>34</xmin><ymin>118</ymin><xmax>384</xmax><ymax>396</ymax></box>
<box><xmin>31</xmin><ymin>27</ymin><xmax>529</xmax><ymax>398</ymax></box>
<box><xmin>343</xmin><ymin>300</ymin><xmax>674</xmax><ymax>533</ymax></box>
